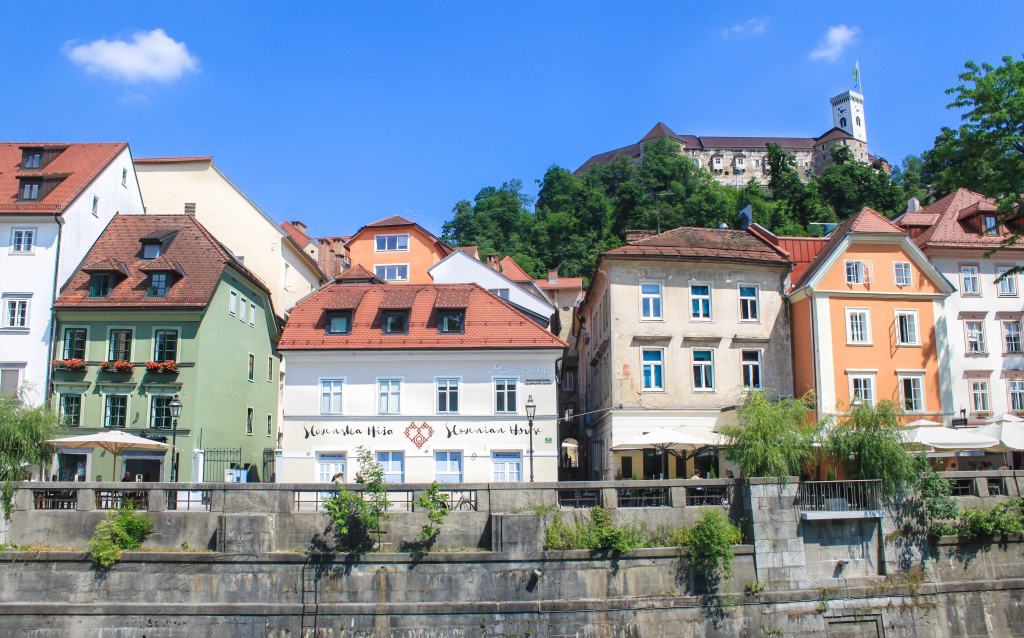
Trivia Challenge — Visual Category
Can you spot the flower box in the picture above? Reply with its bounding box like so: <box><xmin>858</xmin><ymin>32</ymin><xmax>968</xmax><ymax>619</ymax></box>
<box><xmin>53</xmin><ymin>358</ymin><xmax>86</xmax><ymax>371</ymax></box>
<box><xmin>100</xmin><ymin>360</ymin><xmax>134</xmax><ymax>373</ymax></box>
<box><xmin>145</xmin><ymin>360</ymin><xmax>179</xmax><ymax>374</ymax></box>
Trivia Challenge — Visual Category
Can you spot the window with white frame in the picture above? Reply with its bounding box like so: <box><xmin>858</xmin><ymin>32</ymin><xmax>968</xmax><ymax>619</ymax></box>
<box><xmin>10</xmin><ymin>228</ymin><xmax>34</xmax><ymax>254</ymax></box>
<box><xmin>741</xmin><ymin>350</ymin><xmax>762</xmax><ymax>389</ymax></box>
<box><xmin>374</xmin><ymin>234</ymin><xmax>409</xmax><ymax>252</ymax></box>
<box><xmin>247</xmin><ymin>354</ymin><xmax>255</xmax><ymax>381</ymax></box>
<box><xmin>997</xmin><ymin>266</ymin><xmax>1018</xmax><ymax>296</ymax></box>
<box><xmin>712</xmin><ymin>156</ymin><xmax>722</xmax><ymax>169</ymax></box>
<box><xmin>108</xmin><ymin>328</ymin><xmax>132</xmax><ymax>360</ymax></box>
<box><xmin>970</xmin><ymin>380</ymin><xmax>991</xmax><ymax>414</ymax></box>
<box><xmin>894</xmin><ymin>262</ymin><xmax>912</xmax><ymax>287</ymax></box>
<box><xmin>960</xmin><ymin>265</ymin><xmax>981</xmax><ymax>296</ymax></box>
<box><xmin>376</xmin><ymin>451</ymin><xmax>405</xmax><ymax>483</ymax></box>
<box><xmin>62</xmin><ymin>327</ymin><xmax>87</xmax><ymax>359</ymax></box>
<box><xmin>965</xmin><ymin>320</ymin><xmax>986</xmax><ymax>354</ymax></box>
<box><xmin>492</xmin><ymin>451</ymin><xmax>522</xmax><ymax>482</ymax></box>
<box><xmin>240</xmin><ymin>299</ymin><xmax>248</xmax><ymax>323</ymax></box>
<box><xmin>690</xmin><ymin>284</ymin><xmax>711</xmax><ymax>320</ymax></box>
<box><xmin>495</xmin><ymin>378</ymin><xmax>517</xmax><ymax>413</ymax></box>
<box><xmin>899</xmin><ymin>375</ymin><xmax>925</xmax><ymax>412</ymax></box>
<box><xmin>104</xmin><ymin>394</ymin><xmax>128</xmax><ymax>428</ymax></box>
<box><xmin>1010</xmin><ymin>380</ymin><xmax>1024</xmax><ymax>412</ymax></box>
<box><xmin>229</xmin><ymin>291</ymin><xmax>238</xmax><ymax>315</ymax></box>
<box><xmin>3</xmin><ymin>296</ymin><xmax>28</xmax><ymax>329</ymax></box>
<box><xmin>151</xmin><ymin>396</ymin><xmax>174</xmax><ymax>430</ymax></box>
<box><xmin>437</xmin><ymin>378</ymin><xmax>459</xmax><ymax>413</ymax></box>
<box><xmin>845</xmin><ymin>260</ymin><xmax>867</xmax><ymax>284</ymax></box>
<box><xmin>0</xmin><ymin>368</ymin><xmax>19</xmax><ymax>396</ymax></box>
<box><xmin>640</xmin><ymin>282</ymin><xmax>662</xmax><ymax>320</ymax></box>
<box><xmin>846</xmin><ymin>308</ymin><xmax>871</xmax><ymax>344</ymax></box>
<box><xmin>374</xmin><ymin>264</ymin><xmax>409</xmax><ymax>281</ymax></box>
<box><xmin>378</xmin><ymin>378</ymin><xmax>401</xmax><ymax>414</ymax></box>
<box><xmin>850</xmin><ymin>374</ymin><xmax>876</xmax><ymax>406</ymax></box>
<box><xmin>266</xmin><ymin>414</ymin><xmax>272</xmax><ymax>437</ymax></box>
<box><xmin>984</xmin><ymin>215</ymin><xmax>999</xmax><ymax>236</ymax></box>
<box><xmin>642</xmin><ymin>349</ymin><xmax>664</xmax><ymax>391</ymax></box>
<box><xmin>249</xmin><ymin>303</ymin><xmax>256</xmax><ymax>327</ymax></box>
<box><xmin>739</xmin><ymin>286</ymin><xmax>759</xmax><ymax>321</ymax></box>
<box><xmin>59</xmin><ymin>394</ymin><xmax>81</xmax><ymax>427</ymax></box>
<box><xmin>895</xmin><ymin>310</ymin><xmax>919</xmax><ymax>346</ymax></box>
<box><xmin>692</xmin><ymin>350</ymin><xmax>714</xmax><ymax>390</ymax></box>
<box><xmin>435</xmin><ymin>451</ymin><xmax>462</xmax><ymax>482</ymax></box>
<box><xmin>1004</xmin><ymin>321</ymin><xmax>1022</xmax><ymax>354</ymax></box>
<box><xmin>320</xmin><ymin>379</ymin><xmax>344</xmax><ymax>414</ymax></box>
<box><xmin>246</xmin><ymin>407</ymin><xmax>254</xmax><ymax>435</ymax></box>
<box><xmin>317</xmin><ymin>453</ymin><xmax>346</xmax><ymax>483</ymax></box>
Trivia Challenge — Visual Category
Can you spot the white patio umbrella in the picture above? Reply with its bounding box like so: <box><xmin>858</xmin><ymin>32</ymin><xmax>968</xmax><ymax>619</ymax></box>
<box><xmin>907</xmin><ymin>418</ymin><xmax>943</xmax><ymax>427</ymax></box>
<box><xmin>972</xmin><ymin>422</ymin><xmax>1024</xmax><ymax>451</ymax></box>
<box><xmin>47</xmin><ymin>431</ymin><xmax>171</xmax><ymax>480</ymax></box>
<box><xmin>901</xmin><ymin>426</ymin><xmax>1001</xmax><ymax>451</ymax></box>
<box><xmin>612</xmin><ymin>429</ymin><xmax>718</xmax><ymax>478</ymax></box>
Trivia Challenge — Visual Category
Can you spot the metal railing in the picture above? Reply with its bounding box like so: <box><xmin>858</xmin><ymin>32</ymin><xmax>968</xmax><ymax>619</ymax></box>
<box><xmin>796</xmin><ymin>480</ymin><xmax>882</xmax><ymax>512</ymax></box>
<box><xmin>95</xmin><ymin>489</ymin><xmax>149</xmax><ymax>510</ymax></box>
<box><xmin>558</xmin><ymin>488</ymin><xmax>601</xmax><ymax>509</ymax></box>
<box><xmin>686</xmin><ymin>485</ymin><xmax>730</xmax><ymax>507</ymax></box>
<box><xmin>950</xmin><ymin>478</ymin><xmax>977</xmax><ymax>497</ymax></box>
<box><xmin>617</xmin><ymin>487</ymin><xmax>670</xmax><ymax>508</ymax></box>
<box><xmin>986</xmin><ymin>478</ymin><xmax>1007</xmax><ymax>497</ymax></box>
<box><xmin>436</xmin><ymin>490</ymin><xmax>478</xmax><ymax>511</ymax></box>
<box><xmin>166</xmin><ymin>489</ymin><xmax>212</xmax><ymax>511</ymax></box>
<box><xmin>294</xmin><ymin>490</ymin><xmax>335</xmax><ymax>512</ymax></box>
<box><xmin>32</xmin><ymin>489</ymin><xmax>77</xmax><ymax>510</ymax></box>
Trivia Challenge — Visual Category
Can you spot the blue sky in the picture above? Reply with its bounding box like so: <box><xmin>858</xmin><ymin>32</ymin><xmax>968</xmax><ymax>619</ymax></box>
<box><xmin>2</xmin><ymin>1</ymin><xmax>1022</xmax><ymax>237</ymax></box>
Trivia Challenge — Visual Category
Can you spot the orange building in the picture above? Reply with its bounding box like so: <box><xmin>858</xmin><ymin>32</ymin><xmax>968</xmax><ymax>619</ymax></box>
<box><xmin>758</xmin><ymin>208</ymin><xmax>955</xmax><ymax>422</ymax></box>
<box><xmin>343</xmin><ymin>215</ymin><xmax>453</xmax><ymax>284</ymax></box>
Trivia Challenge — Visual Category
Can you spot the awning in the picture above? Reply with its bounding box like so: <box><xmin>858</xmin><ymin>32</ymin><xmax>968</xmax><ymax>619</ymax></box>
<box><xmin>901</xmin><ymin>426</ymin><xmax>1001</xmax><ymax>451</ymax></box>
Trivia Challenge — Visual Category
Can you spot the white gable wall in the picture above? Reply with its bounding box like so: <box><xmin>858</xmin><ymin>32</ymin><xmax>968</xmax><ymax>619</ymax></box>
<box><xmin>429</xmin><ymin>251</ymin><xmax>555</xmax><ymax>324</ymax></box>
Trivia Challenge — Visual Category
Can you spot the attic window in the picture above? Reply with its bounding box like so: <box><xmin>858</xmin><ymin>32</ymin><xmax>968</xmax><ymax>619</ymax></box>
<box><xmin>146</xmin><ymin>273</ymin><xmax>170</xmax><ymax>298</ymax></box>
<box><xmin>984</xmin><ymin>215</ymin><xmax>999</xmax><ymax>236</ymax></box>
<box><xmin>22</xmin><ymin>151</ymin><xmax>41</xmax><ymax>169</ymax></box>
<box><xmin>142</xmin><ymin>242</ymin><xmax>162</xmax><ymax>259</ymax></box>
<box><xmin>89</xmin><ymin>274</ymin><xmax>111</xmax><ymax>298</ymax></box>
<box><xmin>438</xmin><ymin>310</ymin><xmax>464</xmax><ymax>334</ymax></box>
<box><xmin>382</xmin><ymin>310</ymin><xmax>409</xmax><ymax>334</ymax></box>
<box><xmin>19</xmin><ymin>180</ymin><xmax>40</xmax><ymax>201</ymax></box>
<box><xmin>325</xmin><ymin>311</ymin><xmax>352</xmax><ymax>335</ymax></box>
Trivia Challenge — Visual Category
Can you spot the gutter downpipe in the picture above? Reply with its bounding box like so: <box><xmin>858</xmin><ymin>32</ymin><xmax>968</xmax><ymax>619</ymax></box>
<box><xmin>43</xmin><ymin>213</ymin><xmax>64</xmax><ymax>404</ymax></box>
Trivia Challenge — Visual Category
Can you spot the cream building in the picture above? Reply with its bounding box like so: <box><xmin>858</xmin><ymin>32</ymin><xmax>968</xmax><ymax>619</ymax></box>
<box><xmin>134</xmin><ymin>157</ymin><xmax>324</xmax><ymax>317</ymax></box>
<box><xmin>574</xmin><ymin>225</ymin><xmax>793</xmax><ymax>480</ymax></box>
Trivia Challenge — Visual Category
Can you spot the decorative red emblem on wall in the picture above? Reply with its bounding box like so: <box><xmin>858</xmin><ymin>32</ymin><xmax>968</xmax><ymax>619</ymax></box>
<box><xmin>404</xmin><ymin>422</ymin><xmax>434</xmax><ymax>449</ymax></box>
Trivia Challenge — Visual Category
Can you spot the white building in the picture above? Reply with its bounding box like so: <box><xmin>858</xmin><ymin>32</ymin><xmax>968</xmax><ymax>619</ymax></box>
<box><xmin>134</xmin><ymin>156</ymin><xmax>324</xmax><ymax>317</ymax></box>
<box><xmin>277</xmin><ymin>281</ymin><xmax>564</xmax><ymax>483</ymax></box>
<box><xmin>0</xmin><ymin>143</ymin><xmax>144</xmax><ymax>403</ymax></box>
<box><xmin>428</xmin><ymin>249</ymin><xmax>556</xmax><ymax>326</ymax></box>
<box><xmin>898</xmin><ymin>189</ymin><xmax>1024</xmax><ymax>421</ymax></box>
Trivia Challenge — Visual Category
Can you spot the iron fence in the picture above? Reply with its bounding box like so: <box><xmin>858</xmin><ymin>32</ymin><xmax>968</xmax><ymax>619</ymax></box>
<box><xmin>796</xmin><ymin>480</ymin><xmax>882</xmax><ymax>512</ymax></box>
<box><xmin>32</xmin><ymin>490</ymin><xmax>76</xmax><ymax>510</ymax></box>
<box><xmin>558</xmin><ymin>488</ymin><xmax>601</xmax><ymax>509</ymax></box>
<box><xmin>95</xmin><ymin>489</ymin><xmax>149</xmax><ymax>510</ymax></box>
<box><xmin>616</xmin><ymin>487</ymin><xmax>670</xmax><ymax>508</ymax></box>
<box><xmin>203</xmin><ymin>447</ymin><xmax>242</xmax><ymax>483</ymax></box>
<box><xmin>436</xmin><ymin>490</ymin><xmax>478</xmax><ymax>511</ymax></box>
<box><xmin>686</xmin><ymin>485</ymin><xmax>730</xmax><ymax>507</ymax></box>
<box><xmin>166</xmin><ymin>489</ymin><xmax>211</xmax><ymax>511</ymax></box>
<box><xmin>950</xmin><ymin>478</ymin><xmax>977</xmax><ymax>497</ymax></box>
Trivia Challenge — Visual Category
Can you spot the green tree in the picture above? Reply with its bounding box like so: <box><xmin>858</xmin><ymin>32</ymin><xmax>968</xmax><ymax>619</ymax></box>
<box><xmin>441</xmin><ymin>180</ymin><xmax>542</xmax><ymax>275</ymax></box>
<box><xmin>825</xmin><ymin>401</ymin><xmax>918</xmax><ymax>493</ymax></box>
<box><xmin>891</xmin><ymin>155</ymin><xmax>929</xmax><ymax>204</ymax></box>
<box><xmin>923</xmin><ymin>55</ymin><xmax>1024</xmax><ymax>212</ymax></box>
<box><xmin>534</xmin><ymin>166</ymin><xmax>618</xmax><ymax>279</ymax></box>
<box><xmin>0</xmin><ymin>393</ymin><xmax>58</xmax><ymax>519</ymax></box>
<box><xmin>815</xmin><ymin>145</ymin><xmax>905</xmax><ymax>218</ymax></box>
<box><xmin>322</xmin><ymin>446</ymin><xmax>391</xmax><ymax>552</ymax></box>
<box><xmin>720</xmin><ymin>391</ymin><xmax>819</xmax><ymax>480</ymax></box>
<box><xmin>765</xmin><ymin>143</ymin><xmax>833</xmax><ymax>229</ymax></box>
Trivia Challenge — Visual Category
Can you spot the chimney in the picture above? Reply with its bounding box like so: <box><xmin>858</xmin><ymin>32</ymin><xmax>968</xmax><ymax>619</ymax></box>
<box><xmin>486</xmin><ymin>255</ymin><xmax>500</xmax><ymax>270</ymax></box>
<box><xmin>548</xmin><ymin>269</ymin><xmax>559</xmax><ymax>284</ymax></box>
<box><xmin>290</xmin><ymin>220</ymin><xmax>308</xmax><ymax>232</ymax></box>
<box><xmin>624</xmin><ymin>230</ymin><xmax>655</xmax><ymax>243</ymax></box>
<box><xmin>905</xmin><ymin>197</ymin><xmax>921</xmax><ymax>214</ymax></box>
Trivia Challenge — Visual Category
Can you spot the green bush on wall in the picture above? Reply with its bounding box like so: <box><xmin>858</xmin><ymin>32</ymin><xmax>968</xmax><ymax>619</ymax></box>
<box><xmin>88</xmin><ymin>505</ymin><xmax>154</xmax><ymax>569</ymax></box>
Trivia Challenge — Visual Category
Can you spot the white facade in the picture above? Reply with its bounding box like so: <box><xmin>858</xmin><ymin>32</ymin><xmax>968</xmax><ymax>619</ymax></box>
<box><xmin>0</xmin><ymin>146</ymin><xmax>144</xmax><ymax>403</ymax></box>
<box><xmin>278</xmin><ymin>350</ymin><xmax>561</xmax><ymax>484</ymax></box>
<box><xmin>929</xmin><ymin>250</ymin><xmax>1024</xmax><ymax>419</ymax></box>
<box><xmin>135</xmin><ymin>159</ymin><xmax>323</xmax><ymax>316</ymax></box>
<box><xmin>831</xmin><ymin>90</ymin><xmax>868</xmax><ymax>143</ymax></box>
<box><xmin>428</xmin><ymin>250</ymin><xmax>555</xmax><ymax>325</ymax></box>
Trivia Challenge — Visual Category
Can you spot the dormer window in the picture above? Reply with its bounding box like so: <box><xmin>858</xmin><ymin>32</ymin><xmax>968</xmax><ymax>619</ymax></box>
<box><xmin>438</xmin><ymin>310</ymin><xmax>464</xmax><ymax>334</ymax></box>
<box><xmin>325</xmin><ymin>311</ymin><xmax>352</xmax><ymax>335</ymax></box>
<box><xmin>984</xmin><ymin>215</ymin><xmax>999</xmax><ymax>236</ymax></box>
<box><xmin>20</xmin><ymin>180</ymin><xmax>40</xmax><ymax>201</ymax></box>
<box><xmin>89</xmin><ymin>273</ymin><xmax>112</xmax><ymax>298</ymax></box>
<box><xmin>142</xmin><ymin>241</ymin><xmax>162</xmax><ymax>259</ymax></box>
<box><xmin>23</xmin><ymin>151</ymin><xmax>41</xmax><ymax>169</ymax></box>
<box><xmin>711</xmin><ymin>156</ymin><xmax>723</xmax><ymax>169</ymax></box>
<box><xmin>146</xmin><ymin>273</ymin><xmax>170</xmax><ymax>297</ymax></box>
<box><xmin>382</xmin><ymin>310</ymin><xmax>408</xmax><ymax>334</ymax></box>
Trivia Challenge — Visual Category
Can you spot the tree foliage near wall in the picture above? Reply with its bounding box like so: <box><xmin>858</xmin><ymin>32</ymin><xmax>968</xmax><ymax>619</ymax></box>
<box><xmin>88</xmin><ymin>505</ymin><xmax>154</xmax><ymax>569</ymax></box>
<box><xmin>0</xmin><ymin>394</ymin><xmax>58</xmax><ymax>519</ymax></box>
<box><xmin>826</xmin><ymin>401</ymin><xmax>919</xmax><ymax>493</ymax></box>
<box><xmin>323</xmin><ymin>446</ymin><xmax>391</xmax><ymax>552</ymax></box>
<box><xmin>721</xmin><ymin>392</ymin><xmax>820</xmax><ymax>480</ymax></box>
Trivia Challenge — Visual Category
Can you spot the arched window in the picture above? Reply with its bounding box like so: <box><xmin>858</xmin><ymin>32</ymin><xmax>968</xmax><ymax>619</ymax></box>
<box><xmin>855</xmin><ymin>116</ymin><xmax>862</xmax><ymax>127</ymax></box>
<box><xmin>840</xmin><ymin>117</ymin><xmax>848</xmax><ymax>128</ymax></box>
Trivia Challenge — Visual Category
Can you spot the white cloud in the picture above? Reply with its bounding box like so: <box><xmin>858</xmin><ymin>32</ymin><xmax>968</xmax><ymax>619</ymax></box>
<box><xmin>720</xmin><ymin>17</ymin><xmax>768</xmax><ymax>38</ymax></box>
<box><xmin>809</xmin><ymin>25</ymin><xmax>859</xmax><ymax>62</ymax></box>
<box><xmin>64</xmin><ymin>29</ymin><xmax>199</xmax><ymax>83</ymax></box>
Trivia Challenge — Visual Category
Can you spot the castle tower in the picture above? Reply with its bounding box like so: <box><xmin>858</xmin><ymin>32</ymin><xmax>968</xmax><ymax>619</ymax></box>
<box><xmin>830</xmin><ymin>89</ymin><xmax>867</xmax><ymax>143</ymax></box>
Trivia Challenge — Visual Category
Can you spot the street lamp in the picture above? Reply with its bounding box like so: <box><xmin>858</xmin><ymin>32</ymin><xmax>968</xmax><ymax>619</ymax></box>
<box><xmin>169</xmin><ymin>395</ymin><xmax>182</xmax><ymax>482</ymax></box>
<box><xmin>526</xmin><ymin>395</ymin><xmax>536</xmax><ymax>483</ymax></box>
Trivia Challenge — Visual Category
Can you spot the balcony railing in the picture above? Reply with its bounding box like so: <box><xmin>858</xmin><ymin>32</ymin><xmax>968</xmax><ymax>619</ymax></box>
<box><xmin>558</xmin><ymin>488</ymin><xmax>601</xmax><ymax>509</ymax></box>
<box><xmin>617</xmin><ymin>487</ymin><xmax>670</xmax><ymax>508</ymax></box>
<box><xmin>32</xmin><ymin>489</ymin><xmax>76</xmax><ymax>510</ymax></box>
<box><xmin>95</xmin><ymin>489</ymin><xmax>149</xmax><ymax>511</ymax></box>
<box><xmin>686</xmin><ymin>485</ymin><xmax>730</xmax><ymax>507</ymax></box>
<box><xmin>797</xmin><ymin>480</ymin><xmax>882</xmax><ymax>518</ymax></box>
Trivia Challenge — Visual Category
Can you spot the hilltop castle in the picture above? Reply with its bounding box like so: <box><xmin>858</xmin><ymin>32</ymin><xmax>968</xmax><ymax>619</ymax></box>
<box><xmin>576</xmin><ymin>89</ymin><xmax>886</xmax><ymax>186</ymax></box>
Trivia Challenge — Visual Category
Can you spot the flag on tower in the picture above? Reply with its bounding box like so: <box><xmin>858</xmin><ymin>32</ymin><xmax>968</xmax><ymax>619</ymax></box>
<box><xmin>852</xmin><ymin>60</ymin><xmax>862</xmax><ymax>92</ymax></box>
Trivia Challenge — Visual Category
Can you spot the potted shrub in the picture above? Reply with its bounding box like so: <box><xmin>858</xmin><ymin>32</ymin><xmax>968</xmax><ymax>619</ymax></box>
<box><xmin>145</xmin><ymin>361</ymin><xmax>179</xmax><ymax>374</ymax></box>
<box><xmin>101</xmin><ymin>360</ymin><xmax>134</xmax><ymax>373</ymax></box>
<box><xmin>53</xmin><ymin>358</ymin><xmax>87</xmax><ymax>371</ymax></box>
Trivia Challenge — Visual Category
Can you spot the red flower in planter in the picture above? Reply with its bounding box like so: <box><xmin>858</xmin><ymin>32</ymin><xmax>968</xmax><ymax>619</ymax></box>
<box><xmin>145</xmin><ymin>360</ymin><xmax>178</xmax><ymax>373</ymax></box>
<box><xmin>101</xmin><ymin>360</ymin><xmax>134</xmax><ymax>373</ymax></box>
<box><xmin>53</xmin><ymin>358</ymin><xmax>86</xmax><ymax>371</ymax></box>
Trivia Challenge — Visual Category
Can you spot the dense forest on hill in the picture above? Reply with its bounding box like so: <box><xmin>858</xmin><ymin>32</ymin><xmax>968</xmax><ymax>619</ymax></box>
<box><xmin>441</xmin><ymin>55</ymin><xmax>1024</xmax><ymax>281</ymax></box>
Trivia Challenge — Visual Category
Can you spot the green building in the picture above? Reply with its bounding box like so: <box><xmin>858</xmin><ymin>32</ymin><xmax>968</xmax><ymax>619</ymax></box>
<box><xmin>49</xmin><ymin>214</ymin><xmax>280</xmax><ymax>482</ymax></box>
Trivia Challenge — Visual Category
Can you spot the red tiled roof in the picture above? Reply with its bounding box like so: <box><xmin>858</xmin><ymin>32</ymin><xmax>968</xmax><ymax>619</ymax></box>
<box><xmin>281</xmin><ymin>221</ymin><xmax>314</xmax><ymax>248</ymax></box>
<box><xmin>344</xmin><ymin>216</ymin><xmax>454</xmax><ymax>256</ymax></box>
<box><xmin>0</xmin><ymin>143</ymin><xmax>127</xmax><ymax>214</ymax></box>
<box><xmin>497</xmin><ymin>256</ymin><xmax>533</xmax><ymax>282</ymax></box>
<box><xmin>896</xmin><ymin>212</ymin><xmax>939</xmax><ymax>227</ymax></box>
<box><xmin>366</xmin><ymin>215</ymin><xmax>415</xmax><ymax>227</ymax></box>
<box><xmin>335</xmin><ymin>264</ymin><xmax>380</xmax><ymax>282</ymax></box>
<box><xmin>134</xmin><ymin>156</ymin><xmax>211</xmax><ymax>164</ymax></box>
<box><xmin>55</xmin><ymin>214</ymin><xmax>270</xmax><ymax>309</ymax></box>
<box><xmin>535</xmin><ymin>277</ymin><xmax>584</xmax><ymax>290</ymax></box>
<box><xmin>904</xmin><ymin>189</ymin><xmax>1023</xmax><ymax>250</ymax></box>
<box><xmin>789</xmin><ymin>207</ymin><xmax>905</xmax><ymax>289</ymax></box>
<box><xmin>460</xmin><ymin>245</ymin><xmax>480</xmax><ymax>259</ymax></box>
<box><xmin>604</xmin><ymin>226</ymin><xmax>790</xmax><ymax>264</ymax></box>
<box><xmin>279</xmin><ymin>283</ymin><xmax>566</xmax><ymax>351</ymax></box>
<box><xmin>775</xmin><ymin>237</ymin><xmax>830</xmax><ymax>286</ymax></box>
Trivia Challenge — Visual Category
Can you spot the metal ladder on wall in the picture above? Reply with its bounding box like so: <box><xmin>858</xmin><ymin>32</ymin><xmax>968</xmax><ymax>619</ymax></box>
<box><xmin>300</xmin><ymin>559</ymin><xmax>319</xmax><ymax>637</ymax></box>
